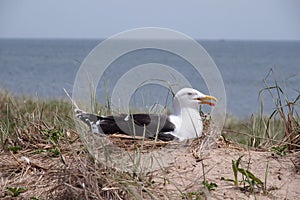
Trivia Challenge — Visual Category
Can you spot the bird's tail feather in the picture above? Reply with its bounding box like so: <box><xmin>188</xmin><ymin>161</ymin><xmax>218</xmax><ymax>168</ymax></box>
<box><xmin>75</xmin><ymin>108</ymin><xmax>101</xmax><ymax>133</ymax></box>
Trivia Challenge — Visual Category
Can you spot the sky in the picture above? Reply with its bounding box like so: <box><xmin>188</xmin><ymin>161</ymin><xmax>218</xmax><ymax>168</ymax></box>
<box><xmin>0</xmin><ymin>0</ymin><xmax>300</xmax><ymax>40</ymax></box>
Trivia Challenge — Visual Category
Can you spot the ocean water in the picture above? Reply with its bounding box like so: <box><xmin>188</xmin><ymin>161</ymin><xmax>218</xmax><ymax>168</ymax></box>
<box><xmin>0</xmin><ymin>39</ymin><xmax>299</xmax><ymax>117</ymax></box>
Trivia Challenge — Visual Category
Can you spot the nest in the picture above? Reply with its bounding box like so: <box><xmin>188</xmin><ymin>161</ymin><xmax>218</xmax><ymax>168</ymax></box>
<box><xmin>0</xmin><ymin>115</ymin><xmax>221</xmax><ymax>199</ymax></box>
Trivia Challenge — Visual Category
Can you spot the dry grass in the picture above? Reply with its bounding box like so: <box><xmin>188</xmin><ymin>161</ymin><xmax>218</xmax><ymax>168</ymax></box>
<box><xmin>0</xmin><ymin>92</ymin><xmax>158</xmax><ymax>199</ymax></box>
<box><xmin>1</xmin><ymin>123</ymin><xmax>175</xmax><ymax>199</ymax></box>
<box><xmin>0</xmin><ymin>124</ymin><xmax>133</xmax><ymax>199</ymax></box>
<box><xmin>223</xmin><ymin>70</ymin><xmax>300</xmax><ymax>151</ymax></box>
<box><xmin>0</xmin><ymin>92</ymin><xmax>209</xmax><ymax>199</ymax></box>
<box><xmin>0</xmin><ymin>76</ymin><xmax>300</xmax><ymax>200</ymax></box>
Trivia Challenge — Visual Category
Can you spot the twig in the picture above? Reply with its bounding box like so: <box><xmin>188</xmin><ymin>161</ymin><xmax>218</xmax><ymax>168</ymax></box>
<box><xmin>63</xmin><ymin>88</ymin><xmax>79</xmax><ymax>109</ymax></box>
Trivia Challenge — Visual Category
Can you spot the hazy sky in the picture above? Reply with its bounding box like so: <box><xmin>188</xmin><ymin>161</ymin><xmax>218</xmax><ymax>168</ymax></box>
<box><xmin>1</xmin><ymin>0</ymin><xmax>300</xmax><ymax>40</ymax></box>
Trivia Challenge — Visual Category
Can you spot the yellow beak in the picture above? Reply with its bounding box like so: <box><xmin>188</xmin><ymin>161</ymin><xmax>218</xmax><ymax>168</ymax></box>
<box><xmin>195</xmin><ymin>95</ymin><xmax>217</xmax><ymax>106</ymax></box>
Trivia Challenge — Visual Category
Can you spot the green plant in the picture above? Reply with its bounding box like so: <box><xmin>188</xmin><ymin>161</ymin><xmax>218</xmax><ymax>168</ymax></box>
<box><xmin>182</xmin><ymin>191</ymin><xmax>205</xmax><ymax>200</ymax></box>
<box><xmin>49</xmin><ymin>147</ymin><xmax>61</xmax><ymax>157</ymax></box>
<box><xmin>271</xmin><ymin>145</ymin><xmax>288</xmax><ymax>156</ymax></box>
<box><xmin>44</xmin><ymin>128</ymin><xmax>64</xmax><ymax>145</ymax></box>
<box><xmin>202</xmin><ymin>180</ymin><xmax>218</xmax><ymax>191</ymax></box>
<box><xmin>264</xmin><ymin>160</ymin><xmax>270</xmax><ymax>195</ymax></box>
<box><xmin>259</xmin><ymin>69</ymin><xmax>300</xmax><ymax>150</ymax></box>
<box><xmin>8</xmin><ymin>145</ymin><xmax>21</xmax><ymax>154</ymax></box>
<box><xmin>6</xmin><ymin>187</ymin><xmax>26</xmax><ymax>197</ymax></box>
<box><xmin>34</xmin><ymin>149</ymin><xmax>46</xmax><ymax>154</ymax></box>
<box><xmin>223</xmin><ymin>69</ymin><xmax>300</xmax><ymax>149</ymax></box>
<box><xmin>232</xmin><ymin>155</ymin><xmax>243</xmax><ymax>186</ymax></box>
<box><xmin>30</xmin><ymin>197</ymin><xmax>40</xmax><ymax>200</ymax></box>
<box><xmin>221</xmin><ymin>156</ymin><xmax>264</xmax><ymax>192</ymax></box>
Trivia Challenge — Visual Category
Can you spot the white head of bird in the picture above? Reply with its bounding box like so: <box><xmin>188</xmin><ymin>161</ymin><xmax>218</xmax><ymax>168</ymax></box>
<box><xmin>170</xmin><ymin>88</ymin><xmax>217</xmax><ymax>140</ymax></box>
<box><xmin>173</xmin><ymin>88</ymin><xmax>216</xmax><ymax>115</ymax></box>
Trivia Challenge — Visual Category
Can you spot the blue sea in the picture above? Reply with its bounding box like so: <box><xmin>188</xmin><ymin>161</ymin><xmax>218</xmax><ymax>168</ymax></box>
<box><xmin>0</xmin><ymin>39</ymin><xmax>299</xmax><ymax>118</ymax></box>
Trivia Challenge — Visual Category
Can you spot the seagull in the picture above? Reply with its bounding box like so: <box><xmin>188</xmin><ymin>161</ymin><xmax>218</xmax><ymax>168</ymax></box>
<box><xmin>75</xmin><ymin>88</ymin><xmax>217</xmax><ymax>141</ymax></box>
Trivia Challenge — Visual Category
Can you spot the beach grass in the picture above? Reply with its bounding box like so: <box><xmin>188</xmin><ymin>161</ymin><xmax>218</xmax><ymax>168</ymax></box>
<box><xmin>0</xmin><ymin>91</ymin><xmax>74</xmax><ymax>147</ymax></box>
<box><xmin>0</xmin><ymin>91</ymin><xmax>144</xmax><ymax>199</ymax></box>
<box><xmin>0</xmin><ymin>73</ymin><xmax>299</xmax><ymax>199</ymax></box>
<box><xmin>223</xmin><ymin>70</ymin><xmax>300</xmax><ymax>150</ymax></box>
<box><xmin>1</xmin><ymin>91</ymin><xmax>193</xmax><ymax>199</ymax></box>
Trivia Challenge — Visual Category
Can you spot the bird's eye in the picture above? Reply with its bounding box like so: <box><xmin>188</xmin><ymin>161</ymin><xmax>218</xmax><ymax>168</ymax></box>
<box><xmin>187</xmin><ymin>92</ymin><xmax>193</xmax><ymax>96</ymax></box>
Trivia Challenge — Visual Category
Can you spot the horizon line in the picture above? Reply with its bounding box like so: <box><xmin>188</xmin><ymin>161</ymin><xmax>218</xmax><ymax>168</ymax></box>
<box><xmin>0</xmin><ymin>37</ymin><xmax>300</xmax><ymax>42</ymax></box>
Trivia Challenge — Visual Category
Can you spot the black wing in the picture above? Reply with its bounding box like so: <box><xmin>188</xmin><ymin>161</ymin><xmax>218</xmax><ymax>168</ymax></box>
<box><xmin>75</xmin><ymin>109</ymin><xmax>176</xmax><ymax>141</ymax></box>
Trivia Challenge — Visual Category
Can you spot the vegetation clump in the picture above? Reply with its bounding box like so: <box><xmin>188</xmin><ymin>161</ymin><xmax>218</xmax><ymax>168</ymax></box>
<box><xmin>0</xmin><ymin>70</ymin><xmax>299</xmax><ymax>199</ymax></box>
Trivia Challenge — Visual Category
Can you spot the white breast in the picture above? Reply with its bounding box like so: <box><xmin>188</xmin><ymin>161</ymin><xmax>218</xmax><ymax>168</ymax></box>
<box><xmin>169</xmin><ymin>108</ymin><xmax>203</xmax><ymax>141</ymax></box>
